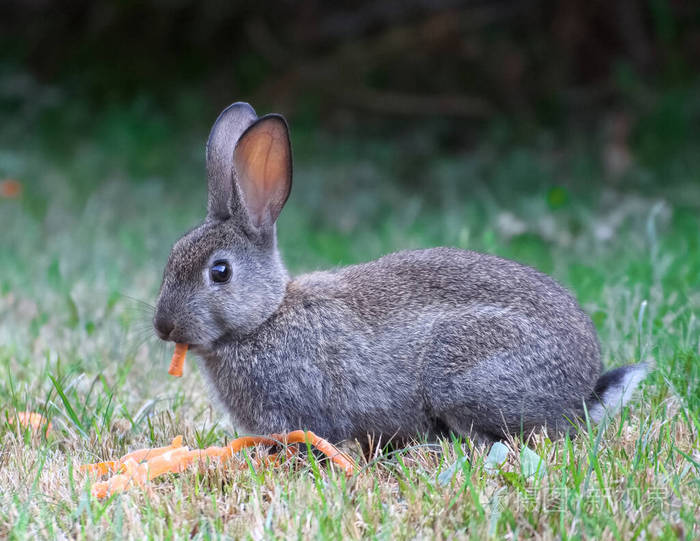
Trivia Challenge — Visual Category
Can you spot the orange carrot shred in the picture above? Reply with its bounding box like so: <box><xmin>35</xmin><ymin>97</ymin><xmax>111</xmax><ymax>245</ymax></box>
<box><xmin>81</xmin><ymin>431</ymin><xmax>356</xmax><ymax>498</ymax></box>
<box><xmin>168</xmin><ymin>343</ymin><xmax>188</xmax><ymax>377</ymax></box>
<box><xmin>10</xmin><ymin>411</ymin><xmax>51</xmax><ymax>434</ymax></box>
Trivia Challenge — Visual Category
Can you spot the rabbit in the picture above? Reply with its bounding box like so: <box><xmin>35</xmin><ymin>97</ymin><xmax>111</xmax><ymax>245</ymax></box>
<box><xmin>153</xmin><ymin>102</ymin><xmax>647</xmax><ymax>447</ymax></box>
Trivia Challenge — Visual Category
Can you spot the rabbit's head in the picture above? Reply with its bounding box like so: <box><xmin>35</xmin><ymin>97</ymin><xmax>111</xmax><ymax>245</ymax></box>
<box><xmin>154</xmin><ymin>103</ymin><xmax>292</xmax><ymax>348</ymax></box>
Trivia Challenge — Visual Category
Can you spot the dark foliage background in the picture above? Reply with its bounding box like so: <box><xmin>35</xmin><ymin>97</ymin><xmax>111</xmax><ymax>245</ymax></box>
<box><xmin>2</xmin><ymin>0</ymin><xmax>698</xmax><ymax>127</ymax></box>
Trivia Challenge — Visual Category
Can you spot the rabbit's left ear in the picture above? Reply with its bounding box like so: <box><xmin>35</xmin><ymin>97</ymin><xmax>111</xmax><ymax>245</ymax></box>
<box><xmin>233</xmin><ymin>114</ymin><xmax>292</xmax><ymax>229</ymax></box>
<box><xmin>206</xmin><ymin>102</ymin><xmax>258</xmax><ymax>221</ymax></box>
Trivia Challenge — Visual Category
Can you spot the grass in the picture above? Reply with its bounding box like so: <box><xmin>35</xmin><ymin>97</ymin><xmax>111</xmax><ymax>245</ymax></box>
<box><xmin>0</xmin><ymin>81</ymin><xmax>699</xmax><ymax>539</ymax></box>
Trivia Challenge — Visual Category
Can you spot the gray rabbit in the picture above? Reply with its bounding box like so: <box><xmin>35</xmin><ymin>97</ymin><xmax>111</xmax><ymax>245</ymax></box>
<box><xmin>154</xmin><ymin>102</ymin><xmax>647</xmax><ymax>446</ymax></box>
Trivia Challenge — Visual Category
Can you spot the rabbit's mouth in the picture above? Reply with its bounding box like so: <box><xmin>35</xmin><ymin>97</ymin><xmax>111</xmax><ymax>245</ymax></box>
<box><xmin>153</xmin><ymin>314</ymin><xmax>216</xmax><ymax>348</ymax></box>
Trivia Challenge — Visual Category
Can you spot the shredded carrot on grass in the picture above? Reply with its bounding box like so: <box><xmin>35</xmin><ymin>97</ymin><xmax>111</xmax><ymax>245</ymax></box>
<box><xmin>168</xmin><ymin>343</ymin><xmax>188</xmax><ymax>377</ymax></box>
<box><xmin>9</xmin><ymin>411</ymin><xmax>51</xmax><ymax>433</ymax></box>
<box><xmin>81</xmin><ymin>430</ymin><xmax>356</xmax><ymax>498</ymax></box>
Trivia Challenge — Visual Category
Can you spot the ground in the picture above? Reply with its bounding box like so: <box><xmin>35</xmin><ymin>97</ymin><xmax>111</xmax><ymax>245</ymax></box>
<box><xmin>0</xmin><ymin>89</ymin><xmax>698</xmax><ymax>539</ymax></box>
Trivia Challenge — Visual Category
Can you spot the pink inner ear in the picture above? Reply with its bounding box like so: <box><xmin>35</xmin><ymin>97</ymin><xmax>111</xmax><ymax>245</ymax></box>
<box><xmin>234</xmin><ymin>119</ymin><xmax>291</xmax><ymax>227</ymax></box>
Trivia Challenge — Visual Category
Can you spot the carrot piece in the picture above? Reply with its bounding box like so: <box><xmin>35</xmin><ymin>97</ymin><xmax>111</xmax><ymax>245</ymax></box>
<box><xmin>116</xmin><ymin>435</ymin><xmax>185</xmax><ymax>464</ymax></box>
<box><xmin>82</xmin><ymin>431</ymin><xmax>356</xmax><ymax>498</ymax></box>
<box><xmin>80</xmin><ymin>460</ymin><xmax>122</xmax><ymax>477</ymax></box>
<box><xmin>272</xmin><ymin>431</ymin><xmax>356</xmax><ymax>475</ymax></box>
<box><xmin>0</xmin><ymin>179</ymin><xmax>22</xmax><ymax>199</ymax></box>
<box><xmin>168</xmin><ymin>343</ymin><xmax>188</xmax><ymax>377</ymax></box>
<box><xmin>80</xmin><ymin>435</ymin><xmax>185</xmax><ymax>476</ymax></box>
<box><xmin>91</xmin><ymin>458</ymin><xmax>146</xmax><ymax>498</ymax></box>
<box><xmin>226</xmin><ymin>431</ymin><xmax>355</xmax><ymax>474</ymax></box>
<box><xmin>9</xmin><ymin>411</ymin><xmax>52</xmax><ymax>434</ymax></box>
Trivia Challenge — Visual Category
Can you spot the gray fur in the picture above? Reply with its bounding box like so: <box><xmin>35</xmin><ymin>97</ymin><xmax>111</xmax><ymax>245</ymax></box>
<box><xmin>154</xmin><ymin>102</ymin><xmax>647</xmax><ymax>445</ymax></box>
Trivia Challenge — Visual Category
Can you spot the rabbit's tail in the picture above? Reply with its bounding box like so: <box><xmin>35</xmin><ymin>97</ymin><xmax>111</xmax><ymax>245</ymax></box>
<box><xmin>585</xmin><ymin>363</ymin><xmax>649</xmax><ymax>423</ymax></box>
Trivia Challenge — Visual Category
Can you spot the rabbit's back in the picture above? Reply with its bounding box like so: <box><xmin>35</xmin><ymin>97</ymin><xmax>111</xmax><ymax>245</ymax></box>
<box><xmin>333</xmin><ymin>247</ymin><xmax>588</xmax><ymax>322</ymax></box>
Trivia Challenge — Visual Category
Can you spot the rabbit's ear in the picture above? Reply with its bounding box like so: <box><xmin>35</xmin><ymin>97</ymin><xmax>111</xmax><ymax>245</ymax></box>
<box><xmin>206</xmin><ymin>102</ymin><xmax>258</xmax><ymax>220</ymax></box>
<box><xmin>233</xmin><ymin>114</ymin><xmax>292</xmax><ymax>229</ymax></box>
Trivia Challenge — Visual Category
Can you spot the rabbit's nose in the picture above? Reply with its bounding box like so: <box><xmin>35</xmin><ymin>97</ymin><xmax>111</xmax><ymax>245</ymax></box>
<box><xmin>154</xmin><ymin>312</ymin><xmax>175</xmax><ymax>340</ymax></box>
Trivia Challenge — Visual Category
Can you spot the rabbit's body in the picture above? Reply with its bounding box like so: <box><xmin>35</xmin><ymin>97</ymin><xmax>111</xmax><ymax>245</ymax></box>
<box><xmin>196</xmin><ymin>247</ymin><xmax>600</xmax><ymax>443</ymax></box>
<box><xmin>155</xmin><ymin>102</ymin><xmax>646</xmax><ymax>446</ymax></box>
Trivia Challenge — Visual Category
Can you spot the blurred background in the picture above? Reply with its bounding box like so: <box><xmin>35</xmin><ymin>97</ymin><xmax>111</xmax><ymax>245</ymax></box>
<box><xmin>0</xmin><ymin>1</ymin><xmax>698</xmax><ymax>405</ymax></box>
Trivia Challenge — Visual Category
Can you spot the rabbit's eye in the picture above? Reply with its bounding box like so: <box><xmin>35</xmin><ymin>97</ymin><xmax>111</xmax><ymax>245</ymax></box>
<box><xmin>210</xmin><ymin>260</ymin><xmax>231</xmax><ymax>284</ymax></box>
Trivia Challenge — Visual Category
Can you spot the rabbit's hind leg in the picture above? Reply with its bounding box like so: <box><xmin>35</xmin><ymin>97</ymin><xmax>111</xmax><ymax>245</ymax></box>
<box><xmin>438</xmin><ymin>412</ymin><xmax>501</xmax><ymax>449</ymax></box>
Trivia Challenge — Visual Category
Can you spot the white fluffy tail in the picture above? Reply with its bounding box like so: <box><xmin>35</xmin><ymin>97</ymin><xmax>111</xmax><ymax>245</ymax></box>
<box><xmin>586</xmin><ymin>363</ymin><xmax>648</xmax><ymax>423</ymax></box>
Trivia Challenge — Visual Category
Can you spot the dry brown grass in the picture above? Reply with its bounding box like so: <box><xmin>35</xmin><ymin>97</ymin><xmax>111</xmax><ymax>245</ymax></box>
<box><xmin>1</xmin><ymin>387</ymin><xmax>698</xmax><ymax>539</ymax></box>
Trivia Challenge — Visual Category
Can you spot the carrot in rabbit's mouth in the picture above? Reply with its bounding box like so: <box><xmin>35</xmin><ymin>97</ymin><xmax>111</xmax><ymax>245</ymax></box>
<box><xmin>168</xmin><ymin>343</ymin><xmax>188</xmax><ymax>377</ymax></box>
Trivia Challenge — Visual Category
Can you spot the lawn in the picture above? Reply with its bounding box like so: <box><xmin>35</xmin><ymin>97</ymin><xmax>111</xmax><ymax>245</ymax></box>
<box><xmin>0</xmin><ymin>87</ymin><xmax>699</xmax><ymax>539</ymax></box>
